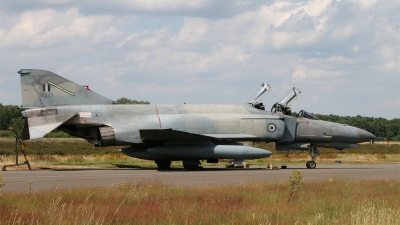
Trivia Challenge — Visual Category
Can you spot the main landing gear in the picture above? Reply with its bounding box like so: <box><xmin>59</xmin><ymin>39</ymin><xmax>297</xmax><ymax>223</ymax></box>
<box><xmin>155</xmin><ymin>160</ymin><xmax>202</xmax><ymax>171</ymax></box>
<box><xmin>306</xmin><ymin>145</ymin><xmax>320</xmax><ymax>169</ymax></box>
<box><xmin>156</xmin><ymin>161</ymin><xmax>171</xmax><ymax>169</ymax></box>
<box><xmin>182</xmin><ymin>160</ymin><xmax>201</xmax><ymax>171</ymax></box>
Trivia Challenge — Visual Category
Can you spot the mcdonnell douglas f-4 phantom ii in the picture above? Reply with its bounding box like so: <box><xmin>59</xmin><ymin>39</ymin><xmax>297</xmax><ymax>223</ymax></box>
<box><xmin>18</xmin><ymin>69</ymin><xmax>376</xmax><ymax>170</ymax></box>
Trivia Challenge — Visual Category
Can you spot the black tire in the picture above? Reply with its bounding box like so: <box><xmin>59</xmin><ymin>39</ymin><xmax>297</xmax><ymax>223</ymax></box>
<box><xmin>156</xmin><ymin>161</ymin><xmax>171</xmax><ymax>169</ymax></box>
<box><xmin>183</xmin><ymin>165</ymin><xmax>198</xmax><ymax>171</ymax></box>
<box><xmin>306</xmin><ymin>161</ymin><xmax>316</xmax><ymax>169</ymax></box>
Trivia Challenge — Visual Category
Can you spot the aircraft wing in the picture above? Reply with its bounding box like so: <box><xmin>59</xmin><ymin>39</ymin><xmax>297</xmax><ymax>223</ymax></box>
<box><xmin>139</xmin><ymin>129</ymin><xmax>256</xmax><ymax>142</ymax></box>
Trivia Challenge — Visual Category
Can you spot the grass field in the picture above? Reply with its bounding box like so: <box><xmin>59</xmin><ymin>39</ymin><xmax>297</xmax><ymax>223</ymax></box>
<box><xmin>1</xmin><ymin>138</ymin><xmax>399</xmax><ymax>156</ymax></box>
<box><xmin>0</xmin><ymin>176</ymin><xmax>399</xmax><ymax>225</ymax></box>
<box><xmin>0</xmin><ymin>138</ymin><xmax>399</xmax><ymax>169</ymax></box>
<box><xmin>1</xmin><ymin>137</ymin><xmax>399</xmax><ymax>224</ymax></box>
<box><xmin>1</xmin><ymin>152</ymin><xmax>400</xmax><ymax>170</ymax></box>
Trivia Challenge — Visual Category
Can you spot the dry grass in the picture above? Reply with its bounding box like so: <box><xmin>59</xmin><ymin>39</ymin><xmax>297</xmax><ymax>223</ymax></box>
<box><xmin>1</xmin><ymin>138</ymin><xmax>400</xmax><ymax>156</ymax></box>
<box><xmin>0</xmin><ymin>154</ymin><xmax>157</xmax><ymax>170</ymax></box>
<box><xmin>0</xmin><ymin>179</ymin><xmax>399</xmax><ymax>224</ymax></box>
<box><xmin>0</xmin><ymin>138</ymin><xmax>127</xmax><ymax>155</ymax></box>
<box><xmin>1</xmin><ymin>152</ymin><xmax>399</xmax><ymax>170</ymax></box>
<box><xmin>1</xmin><ymin>138</ymin><xmax>399</xmax><ymax>170</ymax></box>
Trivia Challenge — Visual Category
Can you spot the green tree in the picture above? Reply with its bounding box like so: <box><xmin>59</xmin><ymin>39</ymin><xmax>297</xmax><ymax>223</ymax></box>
<box><xmin>0</xmin><ymin>104</ymin><xmax>22</xmax><ymax>130</ymax></box>
<box><xmin>115</xmin><ymin>97</ymin><xmax>150</xmax><ymax>104</ymax></box>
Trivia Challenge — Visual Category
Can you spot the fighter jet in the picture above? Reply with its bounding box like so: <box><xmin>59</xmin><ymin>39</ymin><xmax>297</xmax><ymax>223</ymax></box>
<box><xmin>18</xmin><ymin>69</ymin><xmax>376</xmax><ymax>170</ymax></box>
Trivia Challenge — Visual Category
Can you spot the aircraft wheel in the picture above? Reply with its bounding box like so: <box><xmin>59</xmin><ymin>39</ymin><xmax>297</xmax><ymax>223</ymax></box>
<box><xmin>183</xmin><ymin>165</ymin><xmax>199</xmax><ymax>171</ymax></box>
<box><xmin>306</xmin><ymin>161</ymin><xmax>316</xmax><ymax>169</ymax></box>
<box><xmin>156</xmin><ymin>161</ymin><xmax>171</xmax><ymax>169</ymax></box>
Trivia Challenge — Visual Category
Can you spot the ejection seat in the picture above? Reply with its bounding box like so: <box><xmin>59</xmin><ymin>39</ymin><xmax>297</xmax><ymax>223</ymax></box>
<box><xmin>271</xmin><ymin>87</ymin><xmax>301</xmax><ymax>116</ymax></box>
<box><xmin>248</xmin><ymin>83</ymin><xmax>272</xmax><ymax>110</ymax></box>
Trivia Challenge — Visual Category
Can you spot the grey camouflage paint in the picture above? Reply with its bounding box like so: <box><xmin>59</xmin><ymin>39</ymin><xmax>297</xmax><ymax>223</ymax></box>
<box><xmin>18</xmin><ymin>69</ymin><xmax>376</xmax><ymax>168</ymax></box>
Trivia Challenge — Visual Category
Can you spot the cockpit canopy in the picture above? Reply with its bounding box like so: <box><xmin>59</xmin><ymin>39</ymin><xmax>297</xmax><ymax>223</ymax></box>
<box><xmin>277</xmin><ymin>87</ymin><xmax>301</xmax><ymax>108</ymax></box>
<box><xmin>248</xmin><ymin>83</ymin><xmax>272</xmax><ymax>105</ymax></box>
<box><xmin>248</xmin><ymin>83</ymin><xmax>272</xmax><ymax>110</ymax></box>
<box><xmin>298</xmin><ymin>110</ymin><xmax>319</xmax><ymax>120</ymax></box>
<box><xmin>271</xmin><ymin>87</ymin><xmax>302</xmax><ymax>115</ymax></box>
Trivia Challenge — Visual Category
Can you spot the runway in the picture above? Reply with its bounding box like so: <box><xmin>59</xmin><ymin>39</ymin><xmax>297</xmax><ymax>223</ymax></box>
<box><xmin>1</xmin><ymin>164</ymin><xmax>399</xmax><ymax>193</ymax></box>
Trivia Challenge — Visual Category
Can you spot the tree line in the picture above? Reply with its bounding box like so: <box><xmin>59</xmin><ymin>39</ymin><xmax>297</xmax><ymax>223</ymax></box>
<box><xmin>1</xmin><ymin>101</ymin><xmax>399</xmax><ymax>140</ymax></box>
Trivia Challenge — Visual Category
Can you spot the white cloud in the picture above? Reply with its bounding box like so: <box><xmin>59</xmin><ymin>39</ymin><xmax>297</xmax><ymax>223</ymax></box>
<box><xmin>139</xmin><ymin>83</ymin><xmax>197</xmax><ymax>95</ymax></box>
<box><xmin>171</xmin><ymin>18</ymin><xmax>210</xmax><ymax>45</ymax></box>
<box><xmin>0</xmin><ymin>0</ymin><xmax>399</xmax><ymax>118</ymax></box>
<box><xmin>331</xmin><ymin>25</ymin><xmax>355</xmax><ymax>40</ymax></box>
<box><xmin>292</xmin><ymin>67</ymin><xmax>347</xmax><ymax>84</ymax></box>
<box><xmin>380</xmin><ymin>60</ymin><xmax>400</xmax><ymax>72</ymax></box>
<box><xmin>351</xmin><ymin>0</ymin><xmax>379</xmax><ymax>10</ymax></box>
<box><xmin>0</xmin><ymin>8</ymin><xmax>125</xmax><ymax>51</ymax></box>
<box><xmin>302</xmin><ymin>0</ymin><xmax>331</xmax><ymax>17</ymax></box>
<box><xmin>108</xmin><ymin>0</ymin><xmax>215</xmax><ymax>12</ymax></box>
<box><xmin>124</xmin><ymin>44</ymin><xmax>251</xmax><ymax>75</ymax></box>
<box><xmin>378</xmin><ymin>45</ymin><xmax>396</xmax><ymax>62</ymax></box>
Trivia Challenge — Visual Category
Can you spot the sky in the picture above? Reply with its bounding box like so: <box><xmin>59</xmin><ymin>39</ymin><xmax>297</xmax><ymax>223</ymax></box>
<box><xmin>0</xmin><ymin>0</ymin><xmax>399</xmax><ymax>119</ymax></box>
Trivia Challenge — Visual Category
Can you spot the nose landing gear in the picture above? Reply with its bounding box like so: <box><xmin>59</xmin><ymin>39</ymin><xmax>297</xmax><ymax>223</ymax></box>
<box><xmin>306</xmin><ymin>161</ymin><xmax>316</xmax><ymax>169</ymax></box>
<box><xmin>306</xmin><ymin>145</ymin><xmax>319</xmax><ymax>169</ymax></box>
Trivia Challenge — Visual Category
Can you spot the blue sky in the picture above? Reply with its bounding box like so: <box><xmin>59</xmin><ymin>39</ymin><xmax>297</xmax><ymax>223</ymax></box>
<box><xmin>0</xmin><ymin>0</ymin><xmax>399</xmax><ymax>119</ymax></box>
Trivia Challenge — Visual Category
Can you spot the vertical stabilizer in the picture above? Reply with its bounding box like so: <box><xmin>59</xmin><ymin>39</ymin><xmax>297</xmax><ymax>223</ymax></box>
<box><xmin>19</xmin><ymin>69</ymin><xmax>114</xmax><ymax>107</ymax></box>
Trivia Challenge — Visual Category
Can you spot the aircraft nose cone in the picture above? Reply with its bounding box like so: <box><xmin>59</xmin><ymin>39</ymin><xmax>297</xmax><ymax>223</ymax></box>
<box><xmin>357</xmin><ymin>128</ymin><xmax>376</xmax><ymax>143</ymax></box>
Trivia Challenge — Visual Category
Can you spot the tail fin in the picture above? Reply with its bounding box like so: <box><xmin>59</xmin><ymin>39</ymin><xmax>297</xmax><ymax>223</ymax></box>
<box><xmin>19</xmin><ymin>69</ymin><xmax>114</xmax><ymax>108</ymax></box>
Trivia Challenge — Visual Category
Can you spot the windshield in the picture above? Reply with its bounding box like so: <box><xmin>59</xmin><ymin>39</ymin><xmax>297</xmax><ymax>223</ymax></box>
<box><xmin>298</xmin><ymin>110</ymin><xmax>319</xmax><ymax>120</ymax></box>
<box><xmin>248</xmin><ymin>83</ymin><xmax>273</xmax><ymax>105</ymax></box>
<box><xmin>278</xmin><ymin>87</ymin><xmax>301</xmax><ymax>107</ymax></box>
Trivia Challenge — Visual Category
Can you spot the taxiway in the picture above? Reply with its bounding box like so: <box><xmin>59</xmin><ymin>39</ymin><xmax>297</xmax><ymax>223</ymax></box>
<box><xmin>1</xmin><ymin>164</ymin><xmax>399</xmax><ymax>192</ymax></box>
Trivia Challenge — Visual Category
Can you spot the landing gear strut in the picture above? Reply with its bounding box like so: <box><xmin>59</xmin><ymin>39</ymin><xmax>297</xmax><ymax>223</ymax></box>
<box><xmin>306</xmin><ymin>145</ymin><xmax>319</xmax><ymax>169</ymax></box>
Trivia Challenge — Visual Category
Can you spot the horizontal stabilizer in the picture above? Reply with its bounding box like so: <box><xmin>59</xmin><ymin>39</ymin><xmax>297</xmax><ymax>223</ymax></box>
<box><xmin>25</xmin><ymin>113</ymin><xmax>76</xmax><ymax>139</ymax></box>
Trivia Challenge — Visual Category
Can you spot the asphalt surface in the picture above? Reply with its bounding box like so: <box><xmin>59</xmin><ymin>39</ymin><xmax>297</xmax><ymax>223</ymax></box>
<box><xmin>1</xmin><ymin>164</ymin><xmax>399</xmax><ymax>193</ymax></box>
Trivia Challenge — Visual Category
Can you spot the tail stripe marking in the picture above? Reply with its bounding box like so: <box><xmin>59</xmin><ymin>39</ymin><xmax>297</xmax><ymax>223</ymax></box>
<box><xmin>48</xmin><ymin>81</ymin><xmax>75</xmax><ymax>96</ymax></box>
<box><xmin>42</xmin><ymin>84</ymin><xmax>51</xmax><ymax>92</ymax></box>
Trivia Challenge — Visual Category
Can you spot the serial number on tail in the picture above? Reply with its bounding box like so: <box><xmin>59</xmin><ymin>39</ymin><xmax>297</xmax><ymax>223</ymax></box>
<box><xmin>40</xmin><ymin>93</ymin><xmax>53</xmax><ymax>97</ymax></box>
